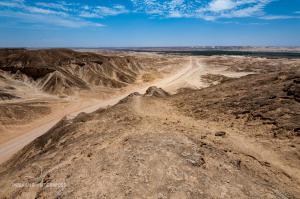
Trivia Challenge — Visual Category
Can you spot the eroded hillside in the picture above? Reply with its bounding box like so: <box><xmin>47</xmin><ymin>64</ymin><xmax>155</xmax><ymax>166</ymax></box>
<box><xmin>0</xmin><ymin>49</ymin><xmax>144</xmax><ymax>95</ymax></box>
<box><xmin>0</xmin><ymin>49</ymin><xmax>188</xmax><ymax>152</ymax></box>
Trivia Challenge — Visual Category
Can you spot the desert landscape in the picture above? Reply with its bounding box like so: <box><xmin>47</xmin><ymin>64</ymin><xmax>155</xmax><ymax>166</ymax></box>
<box><xmin>1</xmin><ymin>0</ymin><xmax>300</xmax><ymax>197</ymax></box>
<box><xmin>0</xmin><ymin>47</ymin><xmax>299</xmax><ymax>198</ymax></box>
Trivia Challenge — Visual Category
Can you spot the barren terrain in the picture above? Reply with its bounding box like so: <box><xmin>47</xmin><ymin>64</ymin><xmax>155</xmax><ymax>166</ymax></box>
<box><xmin>0</xmin><ymin>49</ymin><xmax>299</xmax><ymax>198</ymax></box>
<box><xmin>0</xmin><ymin>49</ymin><xmax>189</xmax><ymax>162</ymax></box>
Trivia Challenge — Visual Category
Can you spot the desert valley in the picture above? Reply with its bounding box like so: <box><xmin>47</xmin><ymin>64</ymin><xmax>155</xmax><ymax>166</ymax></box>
<box><xmin>0</xmin><ymin>48</ymin><xmax>299</xmax><ymax>198</ymax></box>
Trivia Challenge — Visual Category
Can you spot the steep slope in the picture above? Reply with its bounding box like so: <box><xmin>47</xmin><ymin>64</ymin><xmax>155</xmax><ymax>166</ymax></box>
<box><xmin>173</xmin><ymin>69</ymin><xmax>300</xmax><ymax>137</ymax></box>
<box><xmin>0</xmin><ymin>70</ymin><xmax>299</xmax><ymax>198</ymax></box>
<box><xmin>0</xmin><ymin>49</ymin><xmax>143</xmax><ymax>95</ymax></box>
<box><xmin>37</xmin><ymin>71</ymin><xmax>88</xmax><ymax>95</ymax></box>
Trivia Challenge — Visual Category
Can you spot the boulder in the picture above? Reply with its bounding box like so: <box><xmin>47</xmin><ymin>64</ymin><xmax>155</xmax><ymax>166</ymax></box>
<box><xmin>144</xmin><ymin>86</ymin><xmax>170</xmax><ymax>97</ymax></box>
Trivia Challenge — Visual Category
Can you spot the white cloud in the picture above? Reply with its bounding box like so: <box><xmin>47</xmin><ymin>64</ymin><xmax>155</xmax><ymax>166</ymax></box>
<box><xmin>79</xmin><ymin>12</ymin><xmax>100</xmax><ymax>18</ymax></box>
<box><xmin>131</xmin><ymin>0</ymin><xmax>281</xmax><ymax>21</ymax></box>
<box><xmin>0</xmin><ymin>10</ymin><xmax>104</xmax><ymax>28</ymax></box>
<box><xmin>96</xmin><ymin>5</ymin><xmax>129</xmax><ymax>16</ymax></box>
<box><xmin>0</xmin><ymin>0</ymin><xmax>68</xmax><ymax>15</ymax></box>
<box><xmin>23</xmin><ymin>6</ymin><xmax>68</xmax><ymax>16</ymax></box>
<box><xmin>260</xmin><ymin>15</ymin><xmax>300</xmax><ymax>20</ymax></box>
<box><xmin>35</xmin><ymin>2</ymin><xmax>70</xmax><ymax>11</ymax></box>
<box><xmin>220</xmin><ymin>2</ymin><xmax>266</xmax><ymax>18</ymax></box>
<box><xmin>0</xmin><ymin>0</ymin><xmax>129</xmax><ymax>28</ymax></box>
<box><xmin>79</xmin><ymin>5</ymin><xmax>128</xmax><ymax>18</ymax></box>
<box><xmin>0</xmin><ymin>0</ymin><xmax>24</xmax><ymax>8</ymax></box>
<box><xmin>208</xmin><ymin>0</ymin><xmax>236</xmax><ymax>12</ymax></box>
<box><xmin>0</xmin><ymin>0</ymin><xmax>297</xmax><ymax>27</ymax></box>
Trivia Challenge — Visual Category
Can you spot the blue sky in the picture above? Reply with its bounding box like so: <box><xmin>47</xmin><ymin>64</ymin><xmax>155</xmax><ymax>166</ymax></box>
<box><xmin>0</xmin><ymin>0</ymin><xmax>300</xmax><ymax>47</ymax></box>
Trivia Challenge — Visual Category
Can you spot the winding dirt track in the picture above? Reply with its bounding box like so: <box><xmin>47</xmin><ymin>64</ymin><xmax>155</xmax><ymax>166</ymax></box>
<box><xmin>2</xmin><ymin>56</ymin><xmax>251</xmax><ymax>164</ymax></box>
<box><xmin>0</xmin><ymin>57</ymin><xmax>210</xmax><ymax>164</ymax></box>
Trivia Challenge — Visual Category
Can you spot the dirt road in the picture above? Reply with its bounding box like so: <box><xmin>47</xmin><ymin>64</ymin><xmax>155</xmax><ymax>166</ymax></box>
<box><xmin>0</xmin><ymin>57</ymin><xmax>198</xmax><ymax>163</ymax></box>
<box><xmin>0</xmin><ymin>56</ymin><xmax>252</xmax><ymax>164</ymax></box>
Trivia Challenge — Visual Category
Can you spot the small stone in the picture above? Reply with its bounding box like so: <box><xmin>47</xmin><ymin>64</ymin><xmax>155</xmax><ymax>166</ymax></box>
<box><xmin>263</xmin><ymin>161</ymin><xmax>271</xmax><ymax>167</ymax></box>
<box><xmin>187</xmin><ymin>157</ymin><xmax>205</xmax><ymax>167</ymax></box>
<box><xmin>125</xmin><ymin>189</ymin><xmax>132</xmax><ymax>196</ymax></box>
<box><xmin>235</xmin><ymin>160</ymin><xmax>241</xmax><ymax>169</ymax></box>
<box><xmin>215</xmin><ymin>131</ymin><xmax>226</xmax><ymax>137</ymax></box>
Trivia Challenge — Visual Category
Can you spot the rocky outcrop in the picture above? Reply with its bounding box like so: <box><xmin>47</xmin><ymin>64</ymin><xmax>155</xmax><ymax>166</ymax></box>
<box><xmin>284</xmin><ymin>77</ymin><xmax>300</xmax><ymax>102</ymax></box>
<box><xmin>201</xmin><ymin>74</ymin><xmax>234</xmax><ymax>85</ymax></box>
<box><xmin>119</xmin><ymin>92</ymin><xmax>142</xmax><ymax>104</ymax></box>
<box><xmin>0</xmin><ymin>92</ymin><xmax>19</xmax><ymax>100</ymax></box>
<box><xmin>144</xmin><ymin>86</ymin><xmax>170</xmax><ymax>97</ymax></box>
